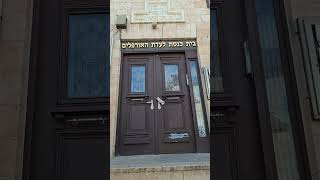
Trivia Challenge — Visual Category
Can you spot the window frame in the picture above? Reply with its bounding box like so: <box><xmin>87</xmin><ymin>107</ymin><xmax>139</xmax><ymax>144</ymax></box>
<box><xmin>185</xmin><ymin>51</ymin><xmax>210</xmax><ymax>150</ymax></box>
<box><xmin>129</xmin><ymin>63</ymin><xmax>147</xmax><ymax>94</ymax></box>
<box><xmin>188</xmin><ymin>59</ymin><xmax>209</xmax><ymax>138</ymax></box>
<box><xmin>57</xmin><ymin>6</ymin><xmax>110</xmax><ymax>107</ymax></box>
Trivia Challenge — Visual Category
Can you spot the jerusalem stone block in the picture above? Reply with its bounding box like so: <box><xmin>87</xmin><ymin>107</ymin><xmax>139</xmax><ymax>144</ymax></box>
<box><xmin>200</xmin><ymin>14</ymin><xmax>210</xmax><ymax>23</ymax></box>
<box><xmin>175</xmin><ymin>24</ymin><xmax>187</xmax><ymax>38</ymax></box>
<box><xmin>198</xmin><ymin>47</ymin><xmax>210</xmax><ymax>56</ymax></box>
<box><xmin>110</xmin><ymin>169</ymin><xmax>210</xmax><ymax>180</ymax></box>
<box><xmin>162</xmin><ymin>24</ymin><xmax>177</xmax><ymax>38</ymax></box>
<box><xmin>199</xmin><ymin>55</ymin><xmax>210</xmax><ymax>66</ymax></box>
<box><xmin>190</xmin><ymin>24</ymin><xmax>197</xmax><ymax>38</ymax></box>
<box><xmin>196</xmin><ymin>25</ymin><xmax>209</xmax><ymax>37</ymax></box>
<box><xmin>183</xmin><ymin>170</ymin><xmax>210</xmax><ymax>180</ymax></box>
<box><xmin>131</xmin><ymin>2</ymin><xmax>144</xmax><ymax>10</ymax></box>
<box><xmin>191</xmin><ymin>9</ymin><xmax>204</xmax><ymax>23</ymax></box>
<box><xmin>111</xmin><ymin>171</ymin><xmax>184</xmax><ymax>180</ymax></box>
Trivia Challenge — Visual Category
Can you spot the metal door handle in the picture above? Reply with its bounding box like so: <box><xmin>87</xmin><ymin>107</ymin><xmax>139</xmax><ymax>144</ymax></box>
<box><xmin>156</xmin><ymin>97</ymin><xmax>165</xmax><ymax>109</ymax></box>
<box><xmin>130</xmin><ymin>98</ymin><xmax>144</xmax><ymax>101</ymax></box>
<box><xmin>243</xmin><ymin>41</ymin><xmax>253</xmax><ymax>78</ymax></box>
<box><xmin>146</xmin><ymin>100</ymin><xmax>154</xmax><ymax>110</ymax></box>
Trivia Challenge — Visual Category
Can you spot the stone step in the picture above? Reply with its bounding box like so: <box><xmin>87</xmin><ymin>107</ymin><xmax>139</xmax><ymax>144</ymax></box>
<box><xmin>110</xmin><ymin>153</ymin><xmax>210</xmax><ymax>180</ymax></box>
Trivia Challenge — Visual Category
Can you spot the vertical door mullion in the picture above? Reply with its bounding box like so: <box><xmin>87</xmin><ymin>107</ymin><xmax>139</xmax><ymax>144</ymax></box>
<box><xmin>154</xmin><ymin>53</ymin><xmax>160</xmax><ymax>154</ymax></box>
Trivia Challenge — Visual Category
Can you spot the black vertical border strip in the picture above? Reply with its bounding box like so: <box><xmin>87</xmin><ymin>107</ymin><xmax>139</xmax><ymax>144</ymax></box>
<box><xmin>243</xmin><ymin>0</ymin><xmax>280</xmax><ymax>179</ymax></box>
<box><xmin>22</xmin><ymin>0</ymin><xmax>41</xmax><ymax>179</ymax></box>
<box><xmin>22</xmin><ymin>0</ymin><xmax>111</xmax><ymax>180</ymax></box>
<box><xmin>272</xmin><ymin>0</ymin><xmax>312</xmax><ymax>179</ymax></box>
<box><xmin>107</xmin><ymin>2</ymin><xmax>110</xmax><ymax>179</ymax></box>
<box><xmin>210</xmin><ymin>0</ymin><xmax>279</xmax><ymax>179</ymax></box>
<box><xmin>105</xmin><ymin>2</ymin><xmax>110</xmax><ymax>179</ymax></box>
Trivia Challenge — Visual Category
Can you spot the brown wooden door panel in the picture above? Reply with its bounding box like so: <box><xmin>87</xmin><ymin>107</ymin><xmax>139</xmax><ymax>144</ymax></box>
<box><xmin>122</xmin><ymin>103</ymin><xmax>152</xmax><ymax>145</ymax></box>
<box><xmin>155</xmin><ymin>53</ymin><xmax>196</xmax><ymax>154</ymax></box>
<box><xmin>127</xmin><ymin>104</ymin><xmax>149</xmax><ymax>132</ymax></box>
<box><xmin>119</xmin><ymin>54</ymin><xmax>155</xmax><ymax>155</ymax></box>
<box><xmin>163</xmin><ymin>102</ymin><xmax>185</xmax><ymax>130</ymax></box>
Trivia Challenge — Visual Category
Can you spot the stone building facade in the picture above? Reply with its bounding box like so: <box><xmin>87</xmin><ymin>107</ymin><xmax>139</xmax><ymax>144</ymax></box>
<box><xmin>0</xmin><ymin>0</ymin><xmax>320</xmax><ymax>180</ymax></box>
<box><xmin>109</xmin><ymin>1</ymin><xmax>210</xmax><ymax>179</ymax></box>
<box><xmin>110</xmin><ymin>0</ymin><xmax>210</xmax><ymax>157</ymax></box>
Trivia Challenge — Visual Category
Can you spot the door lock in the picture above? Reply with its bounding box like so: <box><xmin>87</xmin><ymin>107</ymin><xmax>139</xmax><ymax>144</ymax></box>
<box><xmin>156</xmin><ymin>97</ymin><xmax>165</xmax><ymax>110</ymax></box>
<box><xmin>146</xmin><ymin>100</ymin><xmax>154</xmax><ymax>110</ymax></box>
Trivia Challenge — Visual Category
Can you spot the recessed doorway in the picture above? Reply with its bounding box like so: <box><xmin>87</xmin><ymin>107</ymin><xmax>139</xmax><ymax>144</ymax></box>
<box><xmin>117</xmin><ymin>51</ymin><xmax>210</xmax><ymax>155</ymax></box>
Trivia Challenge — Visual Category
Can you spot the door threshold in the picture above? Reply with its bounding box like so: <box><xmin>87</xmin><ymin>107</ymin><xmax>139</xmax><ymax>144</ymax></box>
<box><xmin>110</xmin><ymin>153</ymin><xmax>209</xmax><ymax>173</ymax></box>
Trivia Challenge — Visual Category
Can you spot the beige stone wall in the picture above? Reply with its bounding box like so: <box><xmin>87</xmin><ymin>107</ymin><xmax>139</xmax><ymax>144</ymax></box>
<box><xmin>0</xmin><ymin>0</ymin><xmax>33</xmax><ymax>179</ymax></box>
<box><xmin>283</xmin><ymin>0</ymin><xmax>320</xmax><ymax>178</ymax></box>
<box><xmin>110</xmin><ymin>0</ymin><xmax>210</xmax><ymax>157</ymax></box>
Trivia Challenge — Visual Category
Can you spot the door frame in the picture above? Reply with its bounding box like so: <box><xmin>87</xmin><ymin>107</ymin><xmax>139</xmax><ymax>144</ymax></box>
<box><xmin>22</xmin><ymin>0</ymin><xmax>110</xmax><ymax>179</ymax></box>
<box><xmin>115</xmin><ymin>41</ymin><xmax>210</xmax><ymax>155</ymax></box>
<box><xmin>210</xmin><ymin>0</ymin><xmax>312</xmax><ymax>179</ymax></box>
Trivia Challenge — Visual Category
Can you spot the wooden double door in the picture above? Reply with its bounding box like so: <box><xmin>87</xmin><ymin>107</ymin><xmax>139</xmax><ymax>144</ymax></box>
<box><xmin>117</xmin><ymin>52</ymin><xmax>209</xmax><ymax>155</ymax></box>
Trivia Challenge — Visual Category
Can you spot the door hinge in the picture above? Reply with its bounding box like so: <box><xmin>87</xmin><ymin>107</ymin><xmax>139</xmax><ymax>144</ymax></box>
<box><xmin>186</xmin><ymin>74</ymin><xmax>189</xmax><ymax>86</ymax></box>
